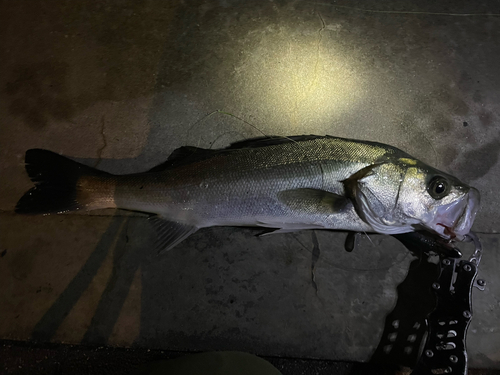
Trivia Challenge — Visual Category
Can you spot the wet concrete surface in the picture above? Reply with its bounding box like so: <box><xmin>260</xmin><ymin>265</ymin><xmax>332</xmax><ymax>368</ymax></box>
<box><xmin>1</xmin><ymin>0</ymin><xmax>500</xmax><ymax>371</ymax></box>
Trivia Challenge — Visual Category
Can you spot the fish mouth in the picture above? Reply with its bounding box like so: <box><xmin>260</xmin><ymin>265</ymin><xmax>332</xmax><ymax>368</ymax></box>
<box><xmin>431</xmin><ymin>187</ymin><xmax>480</xmax><ymax>241</ymax></box>
<box><xmin>436</xmin><ymin>222</ymin><xmax>457</xmax><ymax>239</ymax></box>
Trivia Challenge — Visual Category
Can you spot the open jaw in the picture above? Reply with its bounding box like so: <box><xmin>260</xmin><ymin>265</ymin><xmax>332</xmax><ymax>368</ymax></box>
<box><xmin>430</xmin><ymin>187</ymin><xmax>480</xmax><ymax>241</ymax></box>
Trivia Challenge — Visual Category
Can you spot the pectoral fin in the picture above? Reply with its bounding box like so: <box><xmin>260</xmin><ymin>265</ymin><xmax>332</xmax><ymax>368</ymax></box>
<box><xmin>277</xmin><ymin>188</ymin><xmax>350</xmax><ymax>215</ymax></box>
<box><xmin>149</xmin><ymin>216</ymin><xmax>198</xmax><ymax>253</ymax></box>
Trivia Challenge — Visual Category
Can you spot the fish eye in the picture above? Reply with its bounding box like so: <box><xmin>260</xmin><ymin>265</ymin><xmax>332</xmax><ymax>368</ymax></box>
<box><xmin>427</xmin><ymin>176</ymin><xmax>450</xmax><ymax>200</ymax></box>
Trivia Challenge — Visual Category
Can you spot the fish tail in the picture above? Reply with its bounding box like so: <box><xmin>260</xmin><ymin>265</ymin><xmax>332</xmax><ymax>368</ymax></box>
<box><xmin>15</xmin><ymin>149</ymin><xmax>115</xmax><ymax>215</ymax></box>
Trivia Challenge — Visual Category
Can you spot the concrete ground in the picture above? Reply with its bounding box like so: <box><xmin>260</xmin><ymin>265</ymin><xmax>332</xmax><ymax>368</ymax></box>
<box><xmin>1</xmin><ymin>0</ymin><xmax>499</xmax><ymax>371</ymax></box>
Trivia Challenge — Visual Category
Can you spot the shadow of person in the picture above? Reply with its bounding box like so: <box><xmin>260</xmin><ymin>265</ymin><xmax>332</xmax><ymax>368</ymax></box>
<box><xmin>31</xmin><ymin>215</ymin><xmax>157</xmax><ymax>345</ymax></box>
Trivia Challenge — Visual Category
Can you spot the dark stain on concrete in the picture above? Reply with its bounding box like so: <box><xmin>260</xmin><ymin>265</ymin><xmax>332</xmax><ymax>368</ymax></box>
<box><xmin>73</xmin><ymin>2</ymin><xmax>174</xmax><ymax>99</ymax></box>
<box><xmin>10</xmin><ymin>248</ymin><xmax>36</xmax><ymax>281</ymax></box>
<box><xmin>450</xmin><ymin>96</ymin><xmax>469</xmax><ymax>117</ymax></box>
<box><xmin>478</xmin><ymin>110</ymin><xmax>494</xmax><ymax>127</ymax></box>
<box><xmin>458</xmin><ymin>71</ymin><xmax>475</xmax><ymax>92</ymax></box>
<box><xmin>36</xmin><ymin>283</ymin><xmax>53</xmax><ymax>295</ymax></box>
<box><xmin>454</xmin><ymin>139</ymin><xmax>500</xmax><ymax>181</ymax></box>
<box><xmin>428</xmin><ymin>85</ymin><xmax>469</xmax><ymax>118</ymax></box>
<box><xmin>472</xmin><ymin>90</ymin><xmax>482</xmax><ymax>103</ymax></box>
<box><xmin>430</xmin><ymin>86</ymin><xmax>452</xmax><ymax>106</ymax></box>
<box><xmin>405</xmin><ymin>86</ymin><xmax>470</xmax><ymax>156</ymax></box>
<box><xmin>432</xmin><ymin>115</ymin><xmax>454</xmax><ymax>134</ymax></box>
<box><xmin>440</xmin><ymin>145</ymin><xmax>460</xmax><ymax>167</ymax></box>
<box><xmin>2</xmin><ymin>1</ymin><xmax>177</xmax><ymax>127</ymax></box>
<box><xmin>5</xmin><ymin>62</ymin><xmax>75</xmax><ymax>129</ymax></box>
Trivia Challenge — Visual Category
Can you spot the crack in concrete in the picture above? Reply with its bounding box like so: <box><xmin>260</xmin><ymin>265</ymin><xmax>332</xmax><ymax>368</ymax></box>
<box><xmin>289</xmin><ymin>12</ymin><xmax>326</xmax><ymax>128</ymax></box>
<box><xmin>311</xmin><ymin>231</ymin><xmax>321</xmax><ymax>295</ymax></box>
<box><xmin>292</xmin><ymin>231</ymin><xmax>411</xmax><ymax>272</ymax></box>
<box><xmin>94</xmin><ymin>115</ymin><xmax>108</xmax><ymax>168</ymax></box>
<box><xmin>307</xmin><ymin>12</ymin><xmax>326</xmax><ymax>98</ymax></box>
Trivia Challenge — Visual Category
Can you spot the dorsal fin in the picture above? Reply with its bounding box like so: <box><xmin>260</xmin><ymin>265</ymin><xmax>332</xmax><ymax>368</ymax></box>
<box><xmin>148</xmin><ymin>135</ymin><xmax>332</xmax><ymax>172</ymax></box>
<box><xmin>148</xmin><ymin>146</ymin><xmax>220</xmax><ymax>172</ymax></box>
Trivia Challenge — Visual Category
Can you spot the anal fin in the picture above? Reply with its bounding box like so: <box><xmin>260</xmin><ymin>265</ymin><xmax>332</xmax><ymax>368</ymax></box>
<box><xmin>149</xmin><ymin>216</ymin><xmax>198</xmax><ymax>253</ymax></box>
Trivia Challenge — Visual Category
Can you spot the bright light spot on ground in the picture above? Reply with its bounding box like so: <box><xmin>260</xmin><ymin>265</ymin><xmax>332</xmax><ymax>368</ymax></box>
<box><xmin>234</xmin><ymin>22</ymin><xmax>368</xmax><ymax>133</ymax></box>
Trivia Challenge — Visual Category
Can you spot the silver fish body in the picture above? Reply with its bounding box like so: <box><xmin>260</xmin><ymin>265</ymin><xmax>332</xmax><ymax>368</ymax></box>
<box><xmin>16</xmin><ymin>136</ymin><xmax>480</xmax><ymax>251</ymax></box>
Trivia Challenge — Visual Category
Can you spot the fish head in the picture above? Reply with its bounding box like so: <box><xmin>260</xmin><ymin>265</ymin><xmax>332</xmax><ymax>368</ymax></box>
<box><xmin>401</xmin><ymin>168</ymin><xmax>480</xmax><ymax>241</ymax></box>
<box><xmin>347</xmin><ymin>161</ymin><xmax>480</xmax><ymax>240</ymax></box>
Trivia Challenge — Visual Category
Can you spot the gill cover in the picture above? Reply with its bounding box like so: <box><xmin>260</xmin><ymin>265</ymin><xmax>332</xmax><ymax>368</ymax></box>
<box><xmin>345</xmin><ymin>163</ymin><xmax>416</xmax><ymax>234</ymax></box>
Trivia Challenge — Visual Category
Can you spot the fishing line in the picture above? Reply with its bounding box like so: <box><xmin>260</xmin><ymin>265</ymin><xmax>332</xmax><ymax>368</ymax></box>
<box><xmin>188</xmin><ymin>109</ymin><xmax>301</xmax><ymax>147</ymax></box>
<box><xmin>216</xmin><ymin>110</ymin><xmax>302</xmax><ymax>146</ymax></box>
<box><xmin>363</xmin><ymin>231</ymin><xmax>375</xmax><ymax>246</ymax></box>
<box><xmin>309</xmin><ymin>2</ymin><xmax>500</xmax><ymax>17</ymax></box>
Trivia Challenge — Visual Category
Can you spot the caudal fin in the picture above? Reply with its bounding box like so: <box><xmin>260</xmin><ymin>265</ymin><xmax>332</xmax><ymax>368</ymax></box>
<box><xmin>15</xmin><ymin>149</ymin><xmax>112</xmax><ymax>215</ymax></box>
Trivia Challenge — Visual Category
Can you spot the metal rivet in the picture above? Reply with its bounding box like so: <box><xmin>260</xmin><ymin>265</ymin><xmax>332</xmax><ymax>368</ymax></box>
<box><xmin>425</xmin><ymin>350</ymin><xmax>434</xmax><ymax>357</ymax></box>
<box><xmin>442</xmin><ymin>259</ymin><xmax>451</xmax><ymax>266</ymax></box>
<box><xmin>463</xmin><ymin>264</ymin><xmax>472</xmax><ymax>272</ymax></box>
<box><xmin>477</xmin><ymin>279</ymin><xmax>486</xmax><ymax>286</ymax></box>
<box><xmin>450</xmin><ymin>355</ymin><xmax>458</xmax><ymax>363</ymax></box>
<box><xmin>463</xmin><ymin>310</ymin><xmax>472</xmax><ymax>319</ymax></box>
<box><xmin>432</xmin><ymin>282</ymin><xmax>441</xmax><ymax>290</ymax></box>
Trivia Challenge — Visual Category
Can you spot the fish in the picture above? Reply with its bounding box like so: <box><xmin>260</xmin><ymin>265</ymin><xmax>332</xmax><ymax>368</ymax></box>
<box><xmin>15</xmin><ymin>135</ymin><xmax>480</xmax><ymax>251</ymax></box>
